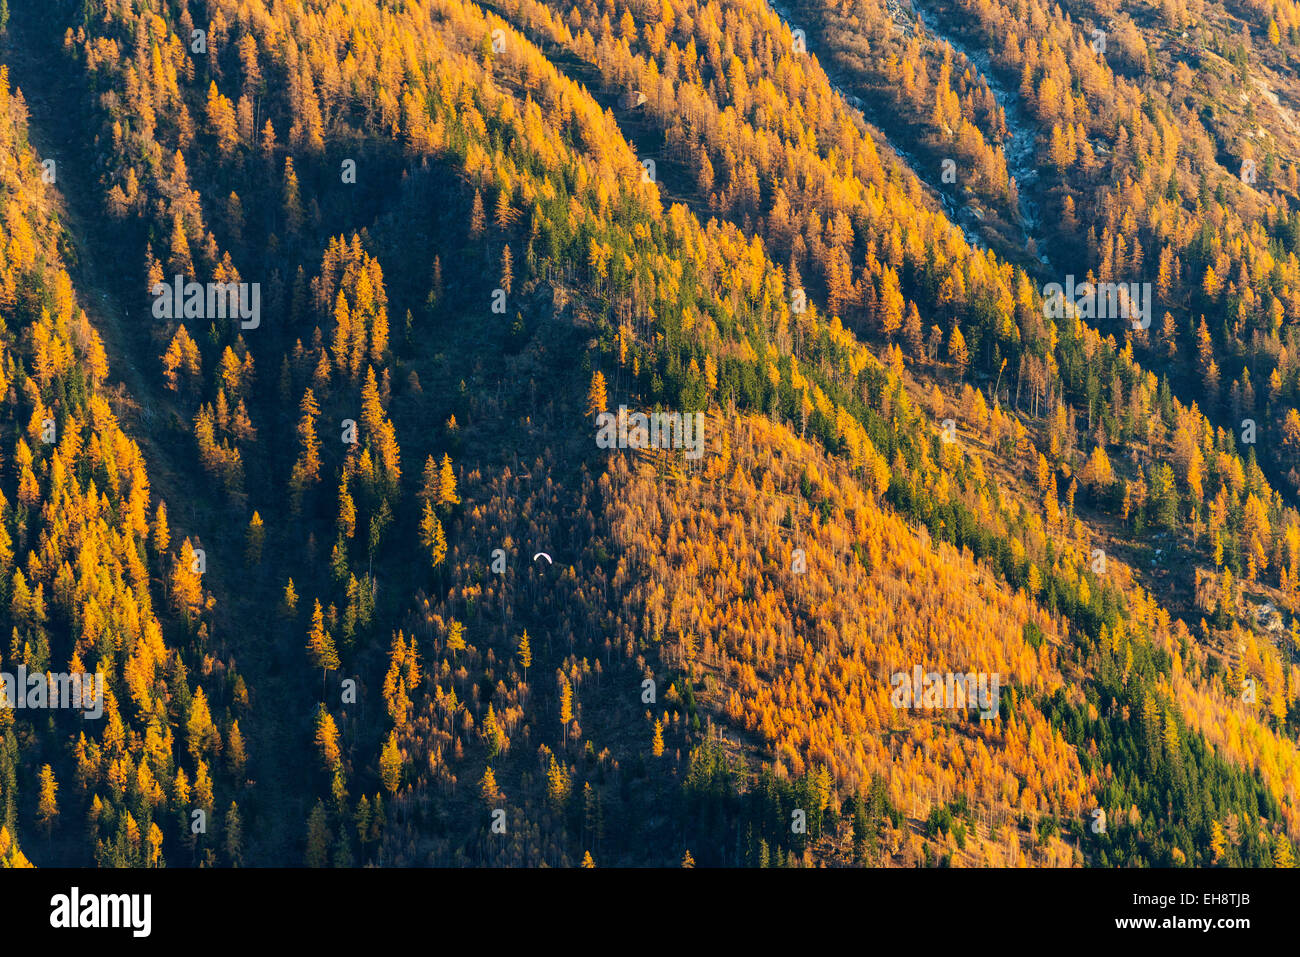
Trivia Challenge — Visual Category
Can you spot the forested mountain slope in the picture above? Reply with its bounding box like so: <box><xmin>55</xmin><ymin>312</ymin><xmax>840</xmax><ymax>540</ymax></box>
<box><xmin>0</xmin><ymin>0</ymin><xmax>1295</xmax><ymax>867</ymax></box>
